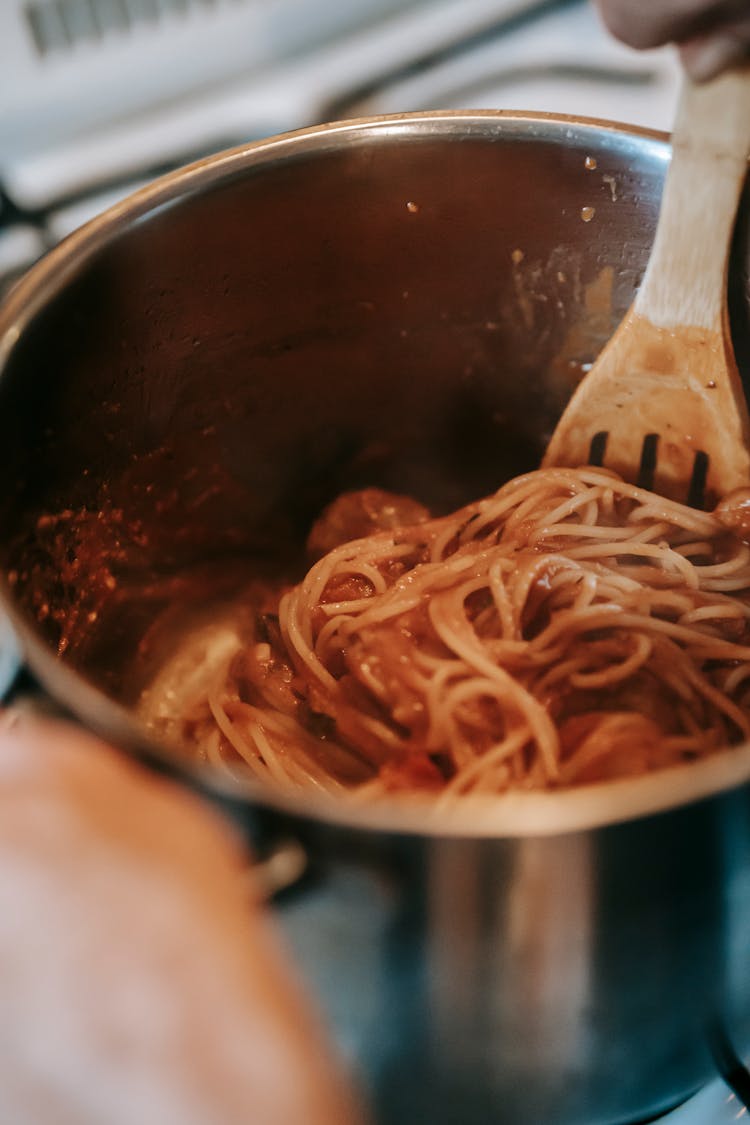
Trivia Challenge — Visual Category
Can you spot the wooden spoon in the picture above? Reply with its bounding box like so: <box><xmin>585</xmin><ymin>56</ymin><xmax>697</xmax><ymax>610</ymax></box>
<box><xmin>543</xmin><ymin>68</ymin><xmax>750</xmax><ymax>507</ymax></box>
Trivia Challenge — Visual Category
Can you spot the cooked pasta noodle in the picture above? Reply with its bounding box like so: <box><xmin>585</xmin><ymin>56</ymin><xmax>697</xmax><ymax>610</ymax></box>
<box><xmin>139</xmin><ymin>468</ymin><xmax>750</xmax><ymax>800</ymax></box>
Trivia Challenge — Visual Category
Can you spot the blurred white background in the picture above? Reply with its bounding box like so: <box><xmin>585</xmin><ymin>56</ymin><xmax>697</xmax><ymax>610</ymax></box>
<box><xmin>0</xmin><ymin>0</ymin><xmax>680</xmax><ymax>289</ymax></box>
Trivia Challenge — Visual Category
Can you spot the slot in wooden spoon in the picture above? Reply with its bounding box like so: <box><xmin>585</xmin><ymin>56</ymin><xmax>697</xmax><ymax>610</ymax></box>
<box><xmin>543</xmin><ymin>68</ymin><xmax>750</xmax><ymax>507</ymax></box>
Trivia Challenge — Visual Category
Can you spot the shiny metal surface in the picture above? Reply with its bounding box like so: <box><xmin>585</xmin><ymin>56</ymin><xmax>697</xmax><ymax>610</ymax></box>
<box><xmin>2</xmin><ymin>112</ymin><xmax>750</xmax><ymax>1123</ymax></box>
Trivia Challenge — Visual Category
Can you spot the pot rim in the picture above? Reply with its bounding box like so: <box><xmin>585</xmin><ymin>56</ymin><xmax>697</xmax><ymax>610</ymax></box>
<box><xmin>4</xmin><ymin>107</ymin><xmax>748</xmax><ymax>841</ymax></box>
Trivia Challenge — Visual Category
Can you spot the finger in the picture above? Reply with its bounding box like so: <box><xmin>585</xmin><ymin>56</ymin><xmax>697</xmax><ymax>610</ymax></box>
<box><xmin>594</xmin><ymin>0</ymin><xmax>750</xmax><ymax>51</ymax></box>
<box><xmin>680</xmin><ymin>17</ymin><xmax>750</xmax><ymax>79</ymax></box>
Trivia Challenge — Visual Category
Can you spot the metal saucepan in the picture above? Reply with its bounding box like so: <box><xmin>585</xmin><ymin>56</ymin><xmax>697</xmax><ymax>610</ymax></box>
<box><xmin>2</xmin><ymin>112</ymin><xmax>750</xmax><ymax>1124</ymax></box>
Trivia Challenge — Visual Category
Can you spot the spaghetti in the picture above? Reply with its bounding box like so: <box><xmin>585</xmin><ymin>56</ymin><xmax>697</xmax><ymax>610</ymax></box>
<box><xmin>139</xmin><ymin>468</ymin><xmax>750</xmax><ymax>800</ymax></box>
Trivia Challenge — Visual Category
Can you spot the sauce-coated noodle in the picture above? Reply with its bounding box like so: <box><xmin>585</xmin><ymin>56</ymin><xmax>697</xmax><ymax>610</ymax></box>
<box><xmin>139</xmin><ymin>468</ymin><xmax>750</xmax><ymax>801</ymax></box>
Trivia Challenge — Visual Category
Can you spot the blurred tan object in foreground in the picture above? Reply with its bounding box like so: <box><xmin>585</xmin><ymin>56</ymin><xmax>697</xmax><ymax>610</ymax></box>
<box><xmin>0</xmin><ymin>712</ymin><xmax>360</xmax><ymax>1125</ymax></box>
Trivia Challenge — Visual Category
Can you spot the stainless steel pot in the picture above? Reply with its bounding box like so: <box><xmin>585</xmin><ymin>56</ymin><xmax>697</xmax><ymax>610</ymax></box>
<box><xmin>2</xmin><ymin>111</ymin><xmax>750</xmax><ymax>1125</ymax></box>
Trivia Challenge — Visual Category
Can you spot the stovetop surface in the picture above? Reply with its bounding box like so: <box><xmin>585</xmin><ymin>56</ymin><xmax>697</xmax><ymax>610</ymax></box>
<box><xmin>662</xmin><ymin>1081</ymin><xmax>743</xmax><ymax>1123</ymax></box>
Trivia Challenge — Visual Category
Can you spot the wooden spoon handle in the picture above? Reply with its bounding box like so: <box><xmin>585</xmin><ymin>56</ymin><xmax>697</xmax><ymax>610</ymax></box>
<box><xmin>634</xmin><ymin>66</ymin><xmax>750</xmax><ymax>332</ymax></box>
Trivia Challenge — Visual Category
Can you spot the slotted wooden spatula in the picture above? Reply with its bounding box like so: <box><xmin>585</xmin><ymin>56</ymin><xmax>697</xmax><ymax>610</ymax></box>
<box><xmin>543</xmin><ymin>68</ymin><xmax>750</xmax><ymax>507</ymax></box>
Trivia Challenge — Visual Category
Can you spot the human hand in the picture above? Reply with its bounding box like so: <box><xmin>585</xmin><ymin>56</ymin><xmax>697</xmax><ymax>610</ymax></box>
<box><xmin>0</xmin><ymin>711</ymin><xmax>361</xmax><ymax>1125</ymax></box>
<box><xmin>593</xmin><ymin>0</ymin><xmax>750</xmax><ymax>80</ymax></box>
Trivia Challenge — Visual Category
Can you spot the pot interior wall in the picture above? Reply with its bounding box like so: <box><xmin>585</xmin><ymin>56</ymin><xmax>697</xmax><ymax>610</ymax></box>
<box><xmin>0</xmin><ymin>117</ymin><xmax>748</xmax><ymax>700</ymax></box>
